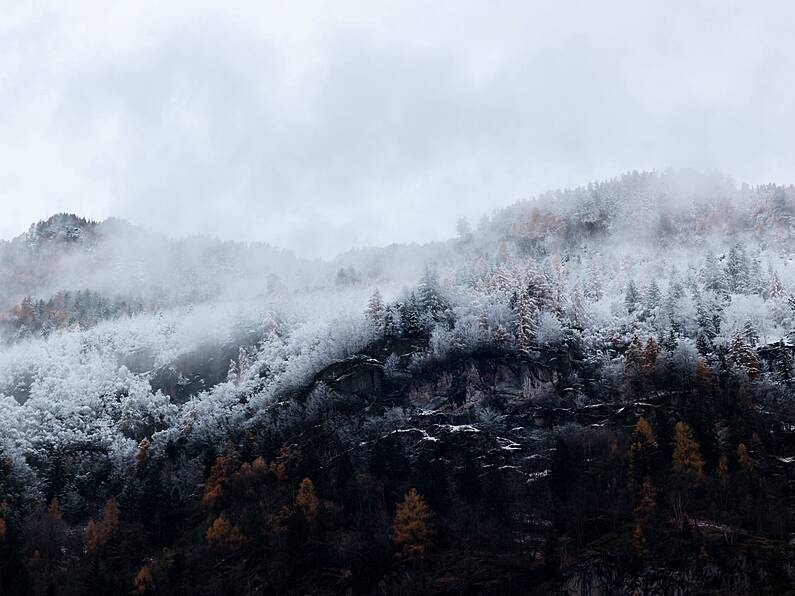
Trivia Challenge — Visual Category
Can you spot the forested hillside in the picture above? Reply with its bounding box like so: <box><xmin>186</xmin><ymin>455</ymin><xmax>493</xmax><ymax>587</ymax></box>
<box><xmin>3</xmin><ymin>171</ymin><xmax>795</xmax><ymax>594</ymax></box>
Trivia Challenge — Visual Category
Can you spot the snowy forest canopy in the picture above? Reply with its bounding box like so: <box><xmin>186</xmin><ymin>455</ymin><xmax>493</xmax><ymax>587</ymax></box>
<box><xmin>3</xmin><ymin>170</ymin><xmax>795</xmax><ymax>593</ymax></box>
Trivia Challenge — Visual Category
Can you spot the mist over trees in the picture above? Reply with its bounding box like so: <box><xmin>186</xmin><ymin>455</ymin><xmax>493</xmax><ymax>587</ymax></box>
<box><xmin>2</xmin><ymin>171</ymin><xmax>795</xmax><ymax>593</ymax></box>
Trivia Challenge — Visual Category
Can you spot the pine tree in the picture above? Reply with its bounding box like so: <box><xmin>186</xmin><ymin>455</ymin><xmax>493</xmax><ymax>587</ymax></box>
<box><xmin>569</xmin><ymin>287</ymin><xmax>587</xmax><ymax>327</ymax></box>
<box><xmin>777</xmin><ymin>348</ymin><xmax>794</xmax><ymax>386</ymax></box>
<box><xmin>493</xmin><ymin>324</ymin><xmax>508</xmax><ymax>347</ymax></box>
<box><xmin>393</xmin><ymin>488</ymin><xmax>433</xmax><ymax>558</ymax></box>
<box><xmin>366</xmin><ymin>289</ymin><xmax>385</xmax><ymax>333</ymax></box>
<box><xmin>727</xmin><ymin>243</ymin><xmax>751</xmax><ymax>293</ymax></box>
<box><xmin>703</xmin><ymin>252</ymin><xmax>727</xmax><ymax>295</ymax></box>
<box><xmin>583</xmin><ymin>261</ymin><xmax>603</xmax><ymax>301</ymax></box>
<box><xmin>624</xmin><ymin>335</ymin><xmax>644</xmax><ymax>395</ymax></box>
<box><xmin>383</xmin><ymin>304</ymin><xmax>399</xmax><ymax>337</ymax></box>
<box><xmin>399</xmin><ymin>294</ymin><xmax>423</xmax><ymax>336</ymax></box>
<box><xmin>767</xmin><ymin>268</ymin><xmax>785</xmax><ymax>299</ymax></box>
<box><xmin>662</xmin><ymin>328</ymin><xmax>678</xmax><ymax>352</ymax></box>
<box><xmin>696</xmin><ymin>332</ymin><xmax>712</xmax><ymax>357</ymax></box>
<box><xmin>742</xmin><ymin>320</ymin><xmax>759</xmax><ymax>347</ymax></box>
<box><xmin>749</xmin><ymin>254</ymin><xmax>764</xmax><ymax>295</ymax></box>
<box><xmin>696</xmin><ymin>301</ymin><xmax>718</xmax><ymax>340</ymax></box>
<box><xmin>668</xmin><ymin>268</ymin><xmax>685</xmax><ymax>300</ymax></box>
<box><xmin>625</xmin><ymin>280</ymin><xmax>640</xmax><ymax>313</ymax></box>
<box><xmin>418</xmin><ymin>266</ymin><xmax>445</xmax><ymax>318</ymax></box>
<box><xmin>512</xmin><ymin>291</ymin><xmax>538</xmax><ymax>352</ymax></box>
<box><xmin>645</xmin><ymin>280</ymin><xmax>662</xmax><ymax>316</ymax></box>
<box><xmin>477</xmin><ymin>311</ymin><xmax>490</xmax><ymax>341</ymax></box>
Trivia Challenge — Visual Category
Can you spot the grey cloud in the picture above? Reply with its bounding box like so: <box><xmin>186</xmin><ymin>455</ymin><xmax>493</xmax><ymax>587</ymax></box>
<box><xmin>1</xmin><ymin>2</ymin><xmax>795</xmax><ymax>257</ymax></box>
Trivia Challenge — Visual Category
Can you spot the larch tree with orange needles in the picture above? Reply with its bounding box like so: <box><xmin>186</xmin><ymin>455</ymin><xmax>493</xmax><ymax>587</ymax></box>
<box><xmin>393</xmin><ymin>488</ymin><xmax>433</xmax><ymax>558</ymax></box>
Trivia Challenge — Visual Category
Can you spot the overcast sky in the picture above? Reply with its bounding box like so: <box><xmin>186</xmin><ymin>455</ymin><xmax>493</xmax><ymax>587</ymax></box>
<box><xmin>1</xmin><ymin>1</ymin><xmax>794</xmax><ymax>257</ymax></box>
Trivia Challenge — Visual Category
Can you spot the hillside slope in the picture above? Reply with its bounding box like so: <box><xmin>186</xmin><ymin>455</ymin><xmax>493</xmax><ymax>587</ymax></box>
<box><xmin>2</xmin><ymin>170</ymin><xmax>795</xmax><ymax>594</ymax></box>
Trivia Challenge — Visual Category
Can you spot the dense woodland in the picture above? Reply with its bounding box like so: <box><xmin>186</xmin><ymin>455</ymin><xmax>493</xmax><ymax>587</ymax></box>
<box><xmin>2</xmin><ymin>171</ymin><xmax>795</xmax><ymax>593</ymax></box>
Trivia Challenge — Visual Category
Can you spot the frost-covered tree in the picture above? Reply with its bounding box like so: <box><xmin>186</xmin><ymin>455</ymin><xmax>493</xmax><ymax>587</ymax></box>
<box><xmin>625</xmin><ymin>280</ymin><xmax>641</xmax><ymax>313</ymax></box>
<box><xmin>366</xmin><ymin>289</ymin><xmax>385</xmax><ymax>333</ymax></box>
<box><xmin>727</xmin><ymin>243</ymin><xmax>751</xmax><ymax>294</ymax></box>
<box><xmin>512</xmin><ymin>291</ymin><xmax>538</xmax><ymax>352</ymax></box>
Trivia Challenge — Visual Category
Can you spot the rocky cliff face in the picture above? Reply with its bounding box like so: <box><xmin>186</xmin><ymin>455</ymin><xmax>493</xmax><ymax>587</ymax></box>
<box><xmin>262</xmin><ymin>339</ymin><xmax>795</xmax><ymax>594</ymax></box>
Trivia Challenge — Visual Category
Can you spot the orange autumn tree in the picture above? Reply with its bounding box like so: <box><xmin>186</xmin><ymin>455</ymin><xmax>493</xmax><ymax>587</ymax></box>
<box><xmin>132</xmin><ymin>562</ymin><xmax>155</xmax><ymax>594</ymax></box>
<box><xmin>205</xmin><ymin>515</ymin><xmax>246</xmax><ymax>551</ymax></box>
<box><xmin>695</xmin><ymin>358</ymin><xmax>719</xmax><ymax>395</ymax></box>
<box><xmin>737</xmin><ymin>442</ymin><xmax>753</xmax><ymax>472</ymax></box>
<box><xmin>295</xmin><ymin>477</ymin><xmax>319</xmax><ymax>522</ymax></box>
<box><xmin>202</xmin><ymin>454</ymin><xmax>237</xmax><ymax>508</ymax></box>
<box><xmin>135</xmin><ymin>438</ymin><xmax>151</xmax><ymax>463</ymax></box>
<box><xmin>393</xmin><ymin>488</ymin><xmax>433</xmax><ymax>558</ymax></box>
<box><xmin>85</xmin><ymin>496</ymin><xmax>120</xmax><ymax>553</ymax></box>
<box><xmin>672</xmin><ymin>422</ymin><xmax>705</xmax><ymax>484</ymax></box>
<box><xmin>628</xmin><ymin>416</ymin><xmax>657</xmax><ymax>491</ymax></box>
<box><xmin>642</xmin><ymin>337</ymin><xmax>660</xmax><ymax>382</ymax></box>
<box><xmin>48</xmin><ymin>496</ymin><xmax>62</xmax><ymax>520</ymax></box>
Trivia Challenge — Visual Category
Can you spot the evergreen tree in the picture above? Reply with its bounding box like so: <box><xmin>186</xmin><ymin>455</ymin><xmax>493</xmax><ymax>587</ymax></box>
<box><xmin>696</xmin><ymin>331</ymin><xmax>712</xmax><ymax>357</ymax></box>
<box><xmin>417</xmin><ymin>266</ymin><xmax>446</xmax><ymax>319</ymax></box>
<box><xmin>568</xmin><ymin>287</ymin><xmax>587</xmax><ymax>327</ymax></box>
<box><xmin>512</xmin><ymin>291</ymin><xmax>538</xmax><ymax>352</ymax></box>
<box><xmin>776</xmin><ymin>348</ymin><xmax>794</xmax><ymax>386</ymax></box>
<box><xmin>366</xmin><ymin>289</ymin><xmax>385</xmax><ymax>333</ymax></box>
<box><xmin>624</xmin><ymin>335</ymin><xmax>644</xmax><ymax>396</ymax></box>
<box><xmin>625</xmin><ymin>280</ymin><xmax>640</xmax><ymax>313</ymax></box>
<box><xmin>703</xmin><ymin>252</ymin><xmax>727</xmax><ymax>295</ymax></box>
<box><xmin>662</xmin><ymin>328</ymin><xmax>678</xmax><ymax>352</ymax></box>
<box><xmin>399</xmin><ymin>294</ymin><xmax>423</xmax><ymax>336</ymax></box>
<box><xmin>727</xmin><ymin>243</ymin><xmax>751</xmax><ymax>294</ymax></box>
<box><xmin>748</xmin><ymin>254</ymin><xmax>764</xmax><ymax>295</ymax></box>
<box><xmin>645</xmin><ymin>280</ymin><xmax>662</xmax><ymax>317</ymax></box>
<box><xmin>767</xmin><ymin>267</ymin><xmax>785</xmax><ymax>300</ymax></box>
<box><xmin>583</xmin><ymin>261</ymin><xmax>603</xmax><ymax>301</ymax></box>
<box><xmin>742</xmin><ymin>320</ymin><xmax>759</xmax><ymax>346</ymax></box>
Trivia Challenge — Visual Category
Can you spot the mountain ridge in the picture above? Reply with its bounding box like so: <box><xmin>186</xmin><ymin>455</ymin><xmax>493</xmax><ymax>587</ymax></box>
<box><xmin>2</xmin><ymin>170</ymin><xmax>795</xmax><ymax>593</ymax></box>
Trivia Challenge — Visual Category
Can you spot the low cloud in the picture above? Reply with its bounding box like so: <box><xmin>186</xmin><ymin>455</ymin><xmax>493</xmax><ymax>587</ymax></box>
<box><xmin>1</xmin><ymin>1</ymin><xmax>794</xmax><ymax>257</ymax></box>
